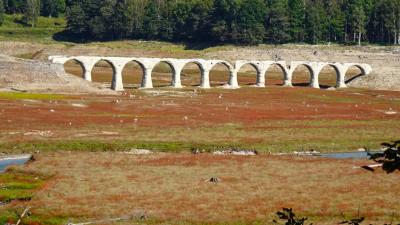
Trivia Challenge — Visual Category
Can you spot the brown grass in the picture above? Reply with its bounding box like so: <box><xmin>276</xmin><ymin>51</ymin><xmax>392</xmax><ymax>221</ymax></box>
<box><xmin>15</xmin><ymin>152</ymin><xmax>400</xmax><ymax>224</ymax></box>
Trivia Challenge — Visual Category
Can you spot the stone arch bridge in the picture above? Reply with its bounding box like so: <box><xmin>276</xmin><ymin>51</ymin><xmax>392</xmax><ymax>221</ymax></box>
<box><xmin>49</xmin><ymin>56</ymin><xmax>372</xmax><ymax>91</ymax></box>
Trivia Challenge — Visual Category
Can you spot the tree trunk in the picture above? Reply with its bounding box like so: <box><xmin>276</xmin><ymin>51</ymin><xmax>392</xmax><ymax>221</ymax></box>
<box><xmin>358</xmin><ymin>32</ymin><xmax>361</xmax><ymax>46</ymax></box>
<box><xmin>344</xmin><ymin>20</ymin><xmax>347</xmax><ymax>42</ymax></box>
<box><xmin>398</xmin><ymin>29</ymin><xmax>400</xmax><ymax>45</ymax></box>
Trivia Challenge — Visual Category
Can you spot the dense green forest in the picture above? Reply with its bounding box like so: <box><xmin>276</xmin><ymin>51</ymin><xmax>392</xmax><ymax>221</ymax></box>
<box><xmin>1</xmin><ymin>0</ymin><xmax>400</xmax><ymax>45</ymax></box>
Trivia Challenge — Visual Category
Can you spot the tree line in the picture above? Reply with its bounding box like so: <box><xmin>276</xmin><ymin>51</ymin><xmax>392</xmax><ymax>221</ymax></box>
<box><xmin>64</xmin><ymin>0</ymin><xmax>400</xmax><ymax>45</ymax></box>
<box><xmin>1</xmin><ymin>0</ymin><xmax>400</xmax><ymax>46</ymax></box>
<box><xmin>0</xmin><ymin>0</ymin><xmax>65</xmax><ymax>26</ymax></box>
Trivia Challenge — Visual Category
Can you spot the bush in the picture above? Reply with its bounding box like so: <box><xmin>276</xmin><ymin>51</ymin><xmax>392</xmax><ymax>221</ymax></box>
<box><xmin>272</xmin><ymin>208</ymin><xmax>312</xmax><ymax>225</ymax></box>
<box><xmin>368</xmin><ymin>140</ymin><xmax>400</xmax><ymax>173</ymax></box>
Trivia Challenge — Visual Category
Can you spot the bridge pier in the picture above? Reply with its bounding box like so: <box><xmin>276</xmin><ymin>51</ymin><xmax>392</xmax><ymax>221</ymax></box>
<box><xmin>200</xmin><ymin>69</ymin><xmax>211</xmax><ymax>88</ymax></box>
<box><xmin>111</xmin><ymin>67</ymin><xmax>124</xmax><ymax>91</ymax></box>
<box><xmin>310</xmin><ymin>73</ymin><xmax>320</xmax><ymax>88</ymax></box>
<box><xmin>336</xmin><ymin>66</ymin><xmax>347</xmax><ymax>88</ymax></box>
<box><xmin>141</xmin><ymin>67</ymin><xmax>154</xmax><ymax>89</ymax></box>
<box><xmin>78</xmin><ymin>58</ymin><xmax>99</xmax><ymax>82</ymax></box>
<box><xmin>284</xmin><ymin>68</ymin><xmax>294</xmax><ymax>87</ymax></box>
<box><xmin>283</xmin><ymin>78</ymin><xmax>293</xmax><ymax>87</ymax></box>
<box><xmin>83</xmin><ymin>68</ymin><xmax>92</xmax><ymax>82</ymax></box>
<box><xmin>256</xmin><ymin>68</ymin><xmax>267</xmax><ymax>87</ymax></box>
<box><xmin>171</xmin><ymin>61</ymin><xmax>184</xmax><ymax>88</ymax></box>
<box><xmin>228</xmin><ymin>71</ymin><xmax>239</xmax><ymax>89</ymax></box>
<box><xmin>172</xmin><ymin>68</ymin><xmax>183</xmax><ymax>88</ymax></box>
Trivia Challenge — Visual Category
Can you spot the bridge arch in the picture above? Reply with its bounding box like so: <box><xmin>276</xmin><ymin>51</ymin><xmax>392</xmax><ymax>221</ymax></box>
<box><xmin>180</xmin><ymin>60</ymin><xmax>205</xmax><ymax>87</ymax></box>
<box><xmin>91</xmin><ymin>59</ymin><xmax>117</xmax><ymax>89</ymax></box>
<box><xmin>291</xmin><ymin>63</ymin><xmax>315</xmax><ymax>87</ymax></box>
<box><xmin>344</xmin><ymin>63</ymin><xmax>370</xmax><ymax>85</ymax></box>
<box><xmin>209</xmin><ymin>61</ymin><xmax>234</xmax><ymax>87</ymax></box>
<box><xmin>151</xmin><ymin>60</ymin><xmax>176</xmax><ymax>87</ymax></box>
<box><xmin>344</xmin><ymin>63</ymin><xmax>367</xmax><ymax>76</ymax></box>
<box><xmin>318</xmin><ymin>63</ymin><xmax>341</xmax><ymax>89</ymax></box>
<box><xmin>63</xmin><ymin>58</ymin><xmax>86</xmax><ymax>79</ymax></box>
<box><xmin>265</xmin><ymin>62</ymin><xmax>289</xmax><ymax>86</ymax></box>
<box><xmin>236</xmin><ymin>62</ymin><xmax>261</xmax><ymax>86</ymax></box>
<box><xmin>121</xmin><ymin>59</ymin><xmax>146</xmax><ymax>89</ymax></box>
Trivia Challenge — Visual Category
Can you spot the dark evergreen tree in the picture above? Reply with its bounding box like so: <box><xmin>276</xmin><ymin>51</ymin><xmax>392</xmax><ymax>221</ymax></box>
<box><xmin>65</xmin><ymin>0</ymin><xmax>85</xmax><ymax>35</ymax></box>
<box><xmin>305</xmin><ymin>0</ymin><xmax>327</xmax><ymax>44</ymax></box>
<box><xmin>125</xmin><ymin>0</ymin><xmax>148</xmax><ymax>38</ymax></box>
<box><xmin>0</xmin><ymin>0</ymin><xmax>4</xmax><ymax>25</ymax></box>
<box><xmin>172</xmin><ymin>0</ymin><xmax>211</xmax><ymax>41</ymax></box>
<box><xmin>59</xmin><ymin>0</ymin><xmax>400</xmax><ymax>45</ymax></box>
<box><xmin>288</xmin><ymin>0</ymin><xmax>305</xmax><ymax>42</ymax></box>
<box><xmin>344</xmin><ymin>0</ymin><xmax>367</xmax><ymax>45</ymax></box>
<box><xmin>235</xmin><ymin>0</ymin><xmax>266</xmax><ymax>44</ymax></box>
<box><xmin>111</xmin><ymin>0</ymin><xmax>129</xmax><ymax>39</ymax></box>
<box><xmin>208</xmin><ymin>0</ymin><xmax>238</xmax><ymax>43</ymax></box>
<box><xmin>142</xmin><ymin>0</ymin><xmax>162</xmax><ymax>40</ymax></box>
<box><xmin>41</xmin><ymin>0</ymin><xmax>65</xmax><ymax>17</ymax></box>
<box><xmin>23</xmin><ymin>0</ymin><xmax>40</xmax><ymax>27</ymax></box>
<box><xmin>324</xmin><ymin>0</ymin><xmax>345</xmax><ymax>42</ymax></box>
<box><xmin>265</xmin><ymin>0</ymin><xmax>290</xmax><ymax>44</ymax></box>
<box><xmin>4</xmin><ymin>0</ymin><xmax>24</xmax><ymax>14</ymax></box>
<box><xmin>157</xmin><ymin>1</ymin><xmax>175</xmax><ymax>41</ymax></box>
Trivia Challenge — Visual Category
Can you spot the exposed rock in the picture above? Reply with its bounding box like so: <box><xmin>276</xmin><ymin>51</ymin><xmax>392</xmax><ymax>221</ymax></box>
<box><xmin>125</xmin><ymin>149</ymin><xmax>153</xmax><ymax>155</ymax></box>
<box><xmin>23</xmin><ymin>130</ymin><xmax>54</xmax><ymax>137</ymax></box>
<box><xmin>213</xmin><ymin>149</ymin><xmax>258</xmax><ymax>156</ymax></box>
<box><xmin>293</xmin><ymin>150</ymin><xmax>321</xmax><ymax>156</ymax></box>
<box><xmin>0</xmin><ymin>55</ymin><xmax>115</xmax><ymax>94</ymax></box>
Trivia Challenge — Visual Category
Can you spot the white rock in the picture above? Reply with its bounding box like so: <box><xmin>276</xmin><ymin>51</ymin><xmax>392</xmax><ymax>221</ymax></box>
<box><xmin>125</xmin><ymin>149</ymin><xmax>153</xmax><ymax>155</ymax></box>
<box><xmin>384</xmin><ymin>111</ymin><xmax>397</xmax><ymax>115</ymax></box>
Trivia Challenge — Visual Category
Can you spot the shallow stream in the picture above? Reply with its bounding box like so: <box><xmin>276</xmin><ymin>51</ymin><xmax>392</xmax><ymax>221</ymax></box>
<box><xmin>0</xmin><ymin>155</ymin><xmax>32</xmax><ymax>172</ymax></box>
<box><xmin>319</xmin><ymin>151</ymin><xmax>382</xmax><ymax>159</ymax></box>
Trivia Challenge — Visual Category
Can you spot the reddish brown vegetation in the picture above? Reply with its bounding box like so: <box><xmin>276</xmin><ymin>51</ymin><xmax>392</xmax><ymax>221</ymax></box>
<box><xmin>19</xmin><ymin>152</ymin><xmax>400</xmax><ymax>224</ymax></box>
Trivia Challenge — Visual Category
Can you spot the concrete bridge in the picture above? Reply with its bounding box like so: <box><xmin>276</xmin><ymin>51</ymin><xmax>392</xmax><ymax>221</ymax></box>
<box><xmin>49</xmin><ymin>56</ymin><xmax>372</xmax><ymax>91</ymax></box>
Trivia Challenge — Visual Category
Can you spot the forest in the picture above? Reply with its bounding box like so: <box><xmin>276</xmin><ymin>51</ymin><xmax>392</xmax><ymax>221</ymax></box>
<box><xmin>1</xmin><ymin>0</ymin><xmax>400</xmax><ymax>45</ymax></box>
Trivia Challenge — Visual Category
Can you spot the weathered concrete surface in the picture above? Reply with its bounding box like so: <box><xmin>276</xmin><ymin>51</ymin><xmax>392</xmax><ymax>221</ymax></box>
<box><xmin>49</xmin><ymin>55</ymin><xmax>372</xmax><ymax>91</ymax></box>
<box><xmin>0</xmin><ymin>55</ymin><xmax>115</xmax><ymax>94</ymax></box>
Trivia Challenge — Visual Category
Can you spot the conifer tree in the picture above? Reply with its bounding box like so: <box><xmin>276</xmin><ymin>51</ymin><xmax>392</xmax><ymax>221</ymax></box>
<box><xmin>324</xmin><ymin>0</ymin><xmax>345</xmax><ymax>42</ymax></box>
<box><xmin>0</xmin><ymin>0</ymin><xmax>4</xmax><ymax>26</ymax></box>
<box><xmin>23</xmin><ymin>0</ymin><xmax>40</xmax><ymax>27</ymax></box>
<box><xmin>235</xmin><ymin>0</ymin><xmax>266</xmax><ymax>44</ymax></box>
<box><xmin>305</xmin><ymin>0</ymin><xmax>328</xmax><ymax>44</ymax></box>
<box><xmin>41</xmin><ymin>0</ymin><xmax>65</xmax><ymax>18</ymax></box>
<box><xmin>265</xmin><ymin>0</ymin><xmax>290</xmax><ymax>44</ymax></box>
<box><xmin>288</xmin><ymin>0</ymin><xmax>305</xmax><ymax>42</ymax></box>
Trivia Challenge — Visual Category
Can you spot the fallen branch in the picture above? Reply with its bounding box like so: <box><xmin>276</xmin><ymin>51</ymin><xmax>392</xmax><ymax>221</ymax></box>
<box><xmin>10</xmin><ymin>88</ymin><xmax>27</xmax><ymax>93</ymax></box>
<box><xmin>15</xmin><ymin>207</ymin><xmax>31</xmax><ymax>225</ymax></box>
<box><xmin>66</xmin><ymin>211</ymin><xmax>147</xmax><ymax>225</ymax></box>
<box><xmin>353</xmin><ymin>164</ymin><xmax>383</xmax><ymax>171</ymax></box>
<box><xmin>66</xmin><ymin>217</ymin><xmax>125</xmax><ymax>225</ymax></box>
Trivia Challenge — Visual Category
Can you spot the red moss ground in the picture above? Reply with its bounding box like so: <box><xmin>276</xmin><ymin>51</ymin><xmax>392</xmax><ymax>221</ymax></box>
<box><xmin>0</xmin><ymin>66</ymin><xmax>399</xmax><ymax>224</ymax></box>
<box><xmin>0</xmin><ymin>73</ymin><xmax>399</xmax><ymax>152</ymax></box>
<box><xmin>10</xmin><ymin>152</ymin><xmax>399</xmax><ymax>225</ymax></box>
